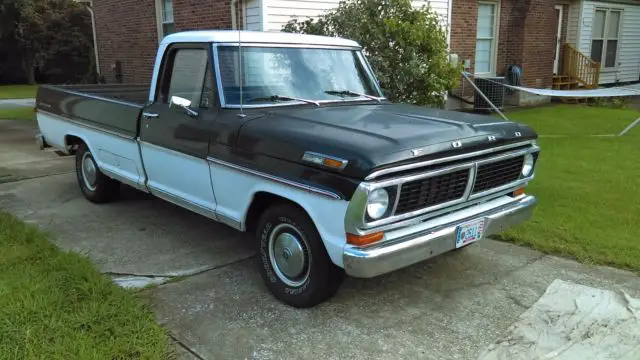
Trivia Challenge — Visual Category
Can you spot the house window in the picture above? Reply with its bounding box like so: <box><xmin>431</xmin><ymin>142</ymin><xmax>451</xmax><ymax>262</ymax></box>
<box><xmin>475</xmin><ymin>2</ymin><xmax>499</xmax><ymax>74</ymax></box>
<box><xmin>590</xmin><ymin>9</ymin><xmax>621</xmax><ymax>68</ymax></box>
<box><xmin>160</xmin><ymin>0</ymin><xmax>175</xmax><ymax>38</ymax></box>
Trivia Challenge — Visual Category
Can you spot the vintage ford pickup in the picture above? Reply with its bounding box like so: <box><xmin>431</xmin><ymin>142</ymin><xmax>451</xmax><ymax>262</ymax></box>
<box><xmin>35</xmin><ymin>30</ymin><xmax>540</xmax><ymax>307</ymax></box>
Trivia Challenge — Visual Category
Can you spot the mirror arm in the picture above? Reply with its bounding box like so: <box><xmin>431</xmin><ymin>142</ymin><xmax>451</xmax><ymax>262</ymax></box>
<box><xmin>183</xmin><ymin>106</ymin><xmax>198</xmax><ymax>117</ymax></box>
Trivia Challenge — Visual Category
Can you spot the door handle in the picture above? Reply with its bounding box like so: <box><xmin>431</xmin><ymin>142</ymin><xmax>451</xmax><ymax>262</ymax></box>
<box><xmin>143</xmin><ymin>112</ymin><xmax>159</xmax><ymax>118</ymax></box>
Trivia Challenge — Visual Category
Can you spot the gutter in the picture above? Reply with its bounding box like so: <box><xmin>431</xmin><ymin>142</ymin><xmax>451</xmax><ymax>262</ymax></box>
<box><xmin>86</xmin><ymin>1</ymin><xmax>100</xmax><ymax>75</ymax></box>
<box><xmin>231</xmin><ymin>0</ymin><xmax>238</xmax><ymax>29</ymax></box>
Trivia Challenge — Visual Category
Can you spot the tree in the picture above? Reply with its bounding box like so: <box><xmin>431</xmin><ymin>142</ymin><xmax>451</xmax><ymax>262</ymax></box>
<box><xmin>0</xmin><ymin>0</ymin><xmax>94</xmax><ymax>84</ymax></box>
<box><xmin>282</xmin><ymin>0</ymin><xmax>460</xmax><ymax>107</ymax></box>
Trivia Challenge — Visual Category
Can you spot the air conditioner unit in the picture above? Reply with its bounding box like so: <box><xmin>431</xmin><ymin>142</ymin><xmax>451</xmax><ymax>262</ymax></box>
<box><xmin>474</xmin><ymin>76</ymin><xmax>505</xmax><ymax>111</ymax></box>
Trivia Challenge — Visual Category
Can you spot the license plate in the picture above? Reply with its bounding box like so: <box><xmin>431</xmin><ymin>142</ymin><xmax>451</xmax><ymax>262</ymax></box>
<box><xmin>455</xmin><ymin>218</ymin><xmax>485</xmax><ymax>248</ymax></box>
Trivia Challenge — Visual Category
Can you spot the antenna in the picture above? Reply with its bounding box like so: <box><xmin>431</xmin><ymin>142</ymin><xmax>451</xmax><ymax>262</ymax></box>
<box><xmin>237</xmin><ymin>27</ymin><xmax>246</xmax><ymax>118</ymax></box>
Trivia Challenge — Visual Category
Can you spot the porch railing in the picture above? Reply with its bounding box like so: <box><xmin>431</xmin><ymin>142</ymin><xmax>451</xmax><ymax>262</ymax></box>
<box><xmin>563</xmin><ymin>43</ymin><xmax>601</xmax><ymax>88</ymax></box>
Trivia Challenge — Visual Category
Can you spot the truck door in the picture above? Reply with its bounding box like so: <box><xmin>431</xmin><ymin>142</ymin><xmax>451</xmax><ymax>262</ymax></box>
<box><xmin>138</xmin><ymin>42</ymin><xmax>218</xmax><ymax>217</ymax></box>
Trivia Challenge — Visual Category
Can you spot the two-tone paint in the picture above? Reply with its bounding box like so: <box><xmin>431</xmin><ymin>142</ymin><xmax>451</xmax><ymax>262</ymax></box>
<box><xmin>35</xmin><ymin>30</ymin><xmax>540</xmax><ymax>270</ymax></box>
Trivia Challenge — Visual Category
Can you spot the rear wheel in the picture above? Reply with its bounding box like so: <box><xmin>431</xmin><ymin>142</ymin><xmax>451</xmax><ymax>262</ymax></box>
<box><xmin>256</xmin><ymin>203</ymin><xmax>344</xmax><ymax>308</ymax></box>
<box><xmin>75</xmin><ymin>143</ymin><xmax>120</xmax><ymax>203</ymax></box>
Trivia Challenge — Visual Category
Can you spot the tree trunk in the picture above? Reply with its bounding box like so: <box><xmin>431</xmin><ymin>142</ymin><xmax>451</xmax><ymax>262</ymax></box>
<box><xmin>27</xmin><ymin>64</ymin><xmax>36</xmax><ymax>85</ymax></box>
<box><xmin>21</xmin><ymin>50</ymin><xmax>36</xmax><ymax>85</ymax></box>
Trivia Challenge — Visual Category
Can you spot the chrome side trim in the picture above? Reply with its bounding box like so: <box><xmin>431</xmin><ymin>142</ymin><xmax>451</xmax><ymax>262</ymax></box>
<box><xmin>148</xmin><ymin>185</ymin><xmax>218</xmax><ymax>221</ymax></box>
<box><xmin>365</xmin><ymin>140</ymin><xmax>538</xmax><ymax>180</ymax></box>
<box><xmin>100</xmin><ymin>167</ymin><xmax>149</xmax><ymax>193</ymax></box>
<box><xmin>37</xmin><ymin>109</ymin><xmax>136</xmax><ymax>141</ymax></box>
<box><xmin>207</xmin><ymin>157</ymin><xmax>342</xmax><ymax>200</ymax></box>
<box><xmin>39</xmin><ymin>85</ymin><xmax>144</xmax><ymax>108</ymax></box>
<box><xmin>217</xmin><ymin>212</ymin><xmax>244</xmax><ymax>231</ymax></box>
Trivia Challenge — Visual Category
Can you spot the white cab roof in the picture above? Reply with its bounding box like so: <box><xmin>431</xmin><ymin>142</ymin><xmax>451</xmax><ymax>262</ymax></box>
<box><xmin>161</xmin><ymin>30</ymin><xmax>361</xmax><ymax>48</ymax></box>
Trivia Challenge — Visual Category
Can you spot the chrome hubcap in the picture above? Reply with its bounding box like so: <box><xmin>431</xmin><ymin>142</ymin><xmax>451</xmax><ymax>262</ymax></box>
<box><xmin>268</xmin><ymin>223</ymin><xmax>311</xmax><ymax>287</ymax></box>
<box><xmin>81</xmin><ymin>152</ymin><xmax>97</xmax><ymax>191</ymax></box>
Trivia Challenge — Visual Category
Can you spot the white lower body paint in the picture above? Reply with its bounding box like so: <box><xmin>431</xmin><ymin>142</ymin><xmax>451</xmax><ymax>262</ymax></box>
<box><xmin>36</xmin><ymin>112</ymin><xmax>145</xmax><ymax>190</ymax></box>
<box><xmin>479</xmin><ymin>279</ymin><xmax>640</xmax><ymax>360</ymax></box>
<box><xmin>139</xmin><ymin>141</ymin><xmax>217</xmax><ymax>216</ymax></box>
<box><xmin>208</xmin><ymin>161</ymin><xmax>350</xmax><ymax>267</ymax></box>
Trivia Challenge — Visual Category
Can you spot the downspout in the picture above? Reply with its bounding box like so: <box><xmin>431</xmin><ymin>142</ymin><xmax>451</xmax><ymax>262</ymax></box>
<box><xmin>85</xmin><ymin>1</ymin><xmax>100</xmax><ymax>76</ymax></box>
<box><xmin>231</xmin><ymin>0</ymin><xmax>238</xmax><ymax>29</ymax></box>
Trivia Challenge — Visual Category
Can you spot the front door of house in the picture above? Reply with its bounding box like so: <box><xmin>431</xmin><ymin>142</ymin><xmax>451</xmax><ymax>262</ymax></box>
<box><xmin>554</xmin><ymin>5</ymin><xmax>564</xmax><ymax>74</ymax></box>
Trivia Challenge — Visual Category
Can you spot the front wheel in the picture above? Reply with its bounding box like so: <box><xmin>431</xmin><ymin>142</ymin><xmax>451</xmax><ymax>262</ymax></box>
<box><xmin>256</xmin><ymin>203</ymin><xmax>344</xmax><ymax>308</ymax></box>
<box><xmin>75</xmin><ymin>143</ymin><xmax>120</xmax><ymax>203</ymax></box>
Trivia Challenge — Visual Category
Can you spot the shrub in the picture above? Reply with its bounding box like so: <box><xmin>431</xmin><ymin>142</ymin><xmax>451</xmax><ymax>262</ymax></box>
<box><xmin>282</xmin><ymin>0</ymin><xmax>460</xmax><ymax>107</ymax></box>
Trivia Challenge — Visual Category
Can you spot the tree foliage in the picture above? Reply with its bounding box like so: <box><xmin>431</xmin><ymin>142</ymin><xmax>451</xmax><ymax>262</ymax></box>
<box><xmin>282</xmin><ymin>0</ymin><xmax>460</xmax><ymax>107</ymax></box>
<box><xmin>0</xmin><ymin>0</ymin><xmax>95</xmax><ymax>84</ymax></box>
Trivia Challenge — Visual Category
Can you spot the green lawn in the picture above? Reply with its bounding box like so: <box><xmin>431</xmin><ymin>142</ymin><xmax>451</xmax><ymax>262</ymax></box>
<box><xmin>0</xmin><ymin>106</ymin><xmax>35</xmax><ymax>120</ymax></box>
<box><xmin>505</xmin><ymin>104</ymin><xmax>639</xmax><ymax>135</ymax></box>
<box><xmin>0</xmin><ymin>212</ymin><xmax>171</xmax><ymax>359</ymax></box>
<box><xmin>497</xmin><ymin>104</ymin><xmax>640</xmax><ymax>272</ymax></box>
<box><xmin>0</xmin><ymin>85</ymin><xmax>38</xmax><ymax>99</ymax></box>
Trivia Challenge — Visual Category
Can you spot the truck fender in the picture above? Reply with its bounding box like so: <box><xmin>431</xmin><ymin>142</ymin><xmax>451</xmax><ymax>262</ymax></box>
<box><xmin>243</xmin><ymin>185</ymin><xmax>349</xmax><ymax>268</ymax></box>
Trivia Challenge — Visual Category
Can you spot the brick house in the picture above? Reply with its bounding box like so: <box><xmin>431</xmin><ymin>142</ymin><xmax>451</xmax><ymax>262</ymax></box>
<box><xmin>85</xmin><ymin>0</ymin><xmax>640</xmax><ymax>99</ymax></box>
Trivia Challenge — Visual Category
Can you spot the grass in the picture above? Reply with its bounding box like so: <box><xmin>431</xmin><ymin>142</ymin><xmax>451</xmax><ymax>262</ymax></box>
<box><xmin>0</xmin><ymin>106</ymin><xmax>35</xmax><ymax>121</ymax></box>
<box><xmin>505</xmin><ymin>104</ymin><xmax>639</xmax><ymax>135</ymax></box>
<box><xmin>0</xmin><ymin>211</ymin><xmax>171</xmax><ymax>359</ymax></box>
<box><xmin>497</xmin><ymin>104</ymin><xmax>640</xmax><ymax>272</ymax></box>
<box><xmin>0</xmin><ymin>84</ymin><xmax>38</xmax><ymax>99</ymax></box>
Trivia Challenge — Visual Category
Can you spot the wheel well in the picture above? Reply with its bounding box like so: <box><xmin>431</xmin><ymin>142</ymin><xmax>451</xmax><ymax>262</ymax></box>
<box><xmin>244</xmin><ymin>192</ymin><xmax>308</xmax><ymax>234</ymax></box>
<box><xmin>64</xmin><ymin>135</ymin><xmax>85</xmax><ymax>154</ymax></box>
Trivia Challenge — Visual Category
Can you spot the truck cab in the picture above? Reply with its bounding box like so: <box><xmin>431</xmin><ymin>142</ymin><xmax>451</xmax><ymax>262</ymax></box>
<box><xmin>35</xmin><ymin>30</ymin><xmax>540</xmax><ymax>308</ymax></box>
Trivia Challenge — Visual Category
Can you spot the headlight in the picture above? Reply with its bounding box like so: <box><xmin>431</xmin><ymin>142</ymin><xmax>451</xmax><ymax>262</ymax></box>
<box><xmin>522</xmin><ymin>153</ymin><xmax>534</xmax><ymax>177</ymax></box>
<box><xmin>366</xmin><ymin>188</ymin><xmax>389</xmax><ymax>220</ymax></box>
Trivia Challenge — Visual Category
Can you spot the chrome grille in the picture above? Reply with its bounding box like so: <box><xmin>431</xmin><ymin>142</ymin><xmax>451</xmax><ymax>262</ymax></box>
<box><xmin>472</xmin><ymin>155</ymin><xmax>524</xmax><ymax>194</ymax></box>
<box><xmin>395</xmin><ymin>169</ymin><xmax>469</xmax><ymax>215</ymax></box>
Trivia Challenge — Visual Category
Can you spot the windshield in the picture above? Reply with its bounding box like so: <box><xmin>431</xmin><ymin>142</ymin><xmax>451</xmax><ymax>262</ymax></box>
<box><xmin>216</xmin><ymin>46</ymin><xmax>382</xmax><ymax>106</ymax></box>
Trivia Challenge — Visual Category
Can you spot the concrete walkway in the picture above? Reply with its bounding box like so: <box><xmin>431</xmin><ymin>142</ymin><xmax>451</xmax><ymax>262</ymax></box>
<box><xmin>1</xmin><ymin>119</ymin><xmax>638</xmax><ymax>360</ymax></box>
<box><xmin>0</xmin><ymin>98</ymin><xmax>35</xmax><ymax>108</ymax></box>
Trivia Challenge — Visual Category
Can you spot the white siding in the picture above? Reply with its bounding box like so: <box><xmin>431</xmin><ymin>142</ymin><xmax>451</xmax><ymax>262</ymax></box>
<box><xmin>579</xmin><ymin>1</ymin><xmax>640</xmax><ymax>84</ymax></box>
<box><xmin>264</xmin><ymin>0</ymin><xmax>452</xmax><ymax>37</ymax></box>
<box><xmin>245</xmin><ymin>0</ymin><xmax>262</xmax><ymax>30</ymax></box>
<box><xmin>566</xmin><ymin>0</ymin><xmax>581</xmax><ymax>45</ymax></box>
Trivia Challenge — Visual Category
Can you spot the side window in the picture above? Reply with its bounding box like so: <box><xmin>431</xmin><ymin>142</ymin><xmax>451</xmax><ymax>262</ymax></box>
<box><xmin>163</xmin><ymin>48</ymin><xmax>214</xmax><ymax>109</ymax></box>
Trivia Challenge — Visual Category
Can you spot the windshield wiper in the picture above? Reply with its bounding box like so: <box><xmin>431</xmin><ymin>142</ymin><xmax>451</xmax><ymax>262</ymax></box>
<box><xmin>324</xmin><ymin>90</ymin><xmax>384</xmax><ymax>102</ymax></box>
<box><xmin>245</xmin><ymin>94</ymin><xmax>319</xmax><ymax>107</ymax></box>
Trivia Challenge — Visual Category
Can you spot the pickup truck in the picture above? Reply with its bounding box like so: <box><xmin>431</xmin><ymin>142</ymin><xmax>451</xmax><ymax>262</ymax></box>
<box><xmin>35</xmin><ymin>30</ymin><xmax>540</xmax><ymax>308</ymax></box>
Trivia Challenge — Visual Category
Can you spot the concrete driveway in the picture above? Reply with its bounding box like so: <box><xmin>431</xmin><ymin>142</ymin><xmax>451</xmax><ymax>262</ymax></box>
<box><xmin>0</xmin><ymin>98</ymin><xmax>35</xmax><ymax>108</ymax></box>
<box><xmin>1</xmin><ymin>119</ymin><xmax>639</xmax><ymax>360</ymax></box>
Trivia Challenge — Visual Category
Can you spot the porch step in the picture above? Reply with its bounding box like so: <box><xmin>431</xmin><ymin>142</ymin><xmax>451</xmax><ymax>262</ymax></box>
<box><xmin>552</xmin><ymin>75</ymin><xmax>580</xmax><ymax>90</ymax></box>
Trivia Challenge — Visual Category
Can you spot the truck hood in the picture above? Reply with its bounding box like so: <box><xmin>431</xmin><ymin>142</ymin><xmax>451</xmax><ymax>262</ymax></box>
<box><xmin>236</xmin><ymin>103</ymin><xmax>537</xmax><ymax>179</ymax></box>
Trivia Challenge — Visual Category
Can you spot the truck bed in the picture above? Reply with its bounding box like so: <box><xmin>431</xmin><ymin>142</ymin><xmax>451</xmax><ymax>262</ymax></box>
<box><xmin>36</xmin><ymin>84</ymin><xmax>149</xmax><ymax>138</ymax></box>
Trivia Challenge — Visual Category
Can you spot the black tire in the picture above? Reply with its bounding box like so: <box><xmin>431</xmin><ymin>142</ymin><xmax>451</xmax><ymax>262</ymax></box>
<box><xmin>75</xmin><ymin>142</ymin><xmax>120</xmax><ymax>203</ymax></box>
<box><xmin>256</xmin><ymin>203</ymin><xmax>344</xmax><ymax>308</ymax></box>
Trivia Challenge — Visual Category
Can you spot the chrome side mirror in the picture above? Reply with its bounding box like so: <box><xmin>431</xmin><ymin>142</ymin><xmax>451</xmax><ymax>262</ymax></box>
<box><xmin>170</xmin><ymin>95</ymin><xmax>198</xmax><ymax>117</ymax></box>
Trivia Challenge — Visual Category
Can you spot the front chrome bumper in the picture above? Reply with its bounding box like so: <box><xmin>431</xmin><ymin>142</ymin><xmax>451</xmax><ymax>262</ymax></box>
<box><xmin>343</xmin><ymin>195</ymin><xmax>536</xmax><ymax>278</ymax></box>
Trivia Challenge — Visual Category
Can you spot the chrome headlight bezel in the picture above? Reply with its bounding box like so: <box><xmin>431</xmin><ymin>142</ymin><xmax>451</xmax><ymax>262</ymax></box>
<box><xmin>522</xmin><ymin>153</ymin><xmax>535</xmax><ymax>177</ymax></box>
<box><xmin>366</xmin><ymin>188</ymin><xmax>390</xmax><ymax>220</ymax></box>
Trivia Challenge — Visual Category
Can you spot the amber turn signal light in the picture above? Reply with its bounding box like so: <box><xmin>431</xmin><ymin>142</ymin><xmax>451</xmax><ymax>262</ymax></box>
<box><xmin>322</xmin><ymin>158</ymin><xmax>344</xmax><ymax>169</ymax></box>
<box><xmin>347</xmin><ymin>232</ymin><xmax>384</xmax><ymax>246</ymax></box>
<box><xmin>512</xmin><ymin>187</ymin><xmax>525</xmax><ymax>196</ymax></box>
